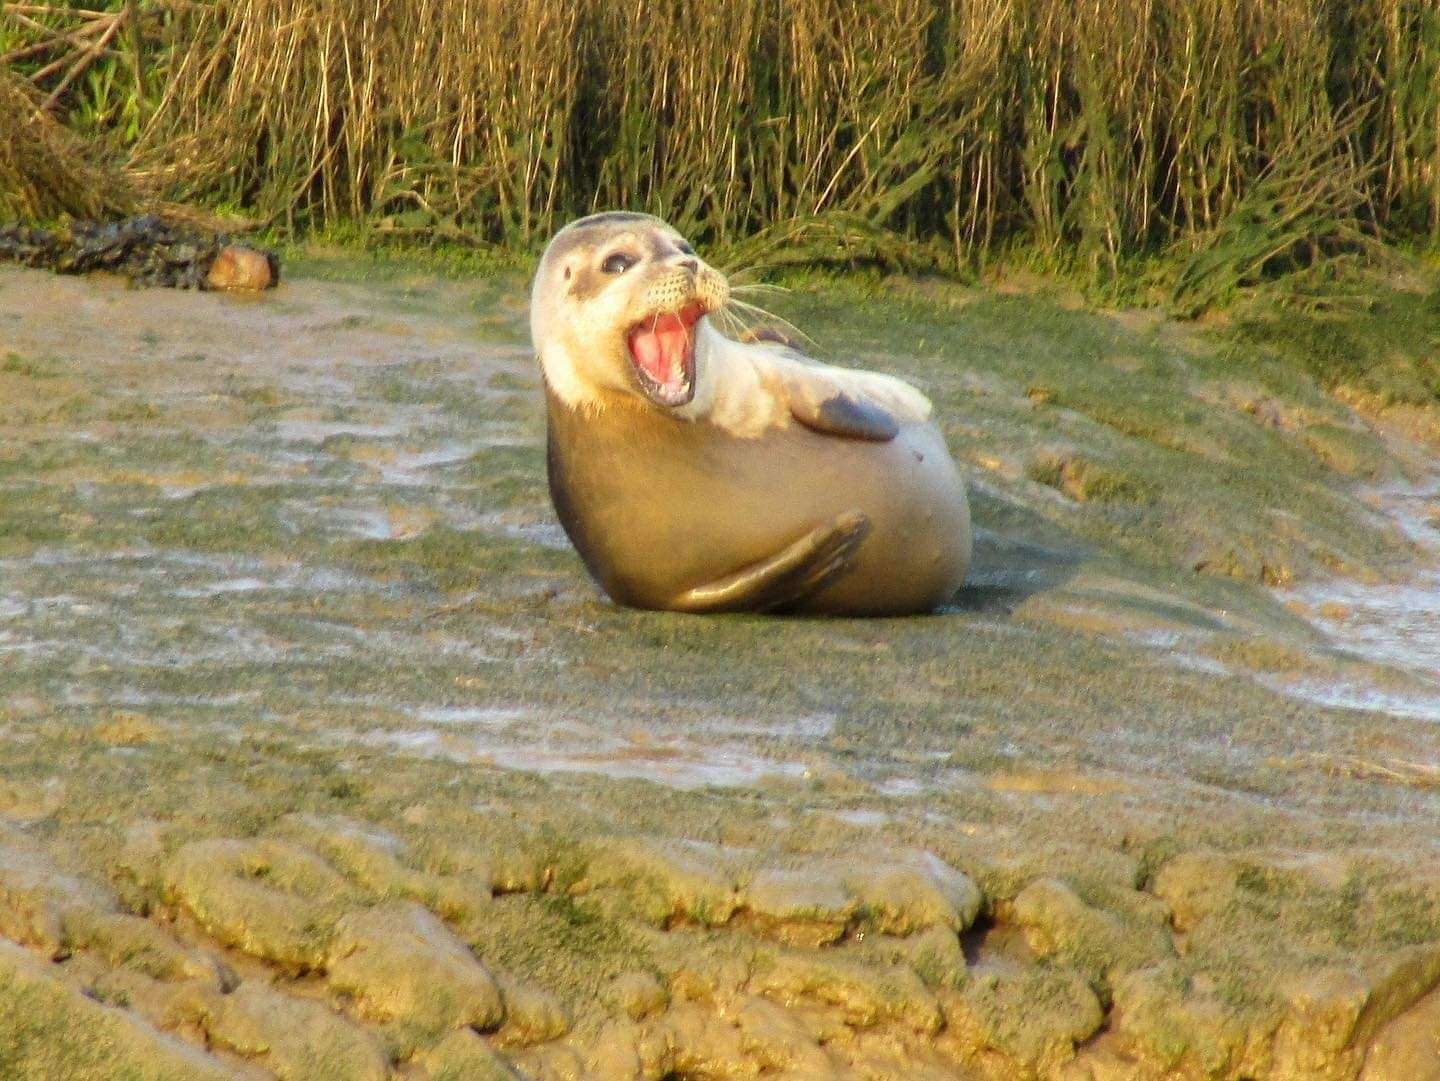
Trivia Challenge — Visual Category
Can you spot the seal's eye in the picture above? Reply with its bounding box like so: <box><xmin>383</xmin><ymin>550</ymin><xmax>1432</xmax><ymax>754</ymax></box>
<box><xmin>676</xmin><ymin>241</ymin><xmax>695</xmax><ymax>256</ymax></box>
<box><xmin>602</xmin><ymin>252</ymin><xmax>636</xmax><ymax>275</ymax></box>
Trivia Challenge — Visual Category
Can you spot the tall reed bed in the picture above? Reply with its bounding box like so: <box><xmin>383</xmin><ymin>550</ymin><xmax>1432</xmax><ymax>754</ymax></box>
<box><xmin>5</xmin><ymin>0</ymin><xmax>1440</xmax><ymax>290</ymax></box>
<box><xmin>0</xmin><ymin>69</ymin><xmax>135</xmax><ymax>219</ymax></box>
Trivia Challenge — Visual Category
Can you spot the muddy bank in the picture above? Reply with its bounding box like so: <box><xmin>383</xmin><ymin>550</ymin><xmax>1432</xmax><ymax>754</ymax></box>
<box><xmin>1</xmin><ymin>260</ymin><xmax>1439</xmax><ymax>1080</ymax></box>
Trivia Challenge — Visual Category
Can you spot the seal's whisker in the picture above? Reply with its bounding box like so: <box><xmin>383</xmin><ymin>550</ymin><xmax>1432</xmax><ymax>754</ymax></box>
<box><xmin>724</xmin><ymin>298</ymin><xmax>789</xmax><ymax>330</ymax></box>
<box><xmin>725</xmin><ymin>297</ymin><xmax>787</xmax><ymax>318</ymax></box>
<box><xmin>704</xmin><ymin>299</ymin><xmax>742</xmax><ymax>332</ymax></box>
<box><xmin>717</xmin><ymin>261</ymin><xmax>770</xmax><ymax>285</ymax></box>
<box><xmin>724</xmin><ymin>298</ymin><xmax>817</xmax><ymax>349</ymax></box>
<box><xmin>716</xmin><ymin>304</ymin><xmax>763</xmax><ymax>341</ymax></box>
<box><xmin>710</xmin><ymin>306</ymin><xmax>746</xmax><ymax>337</ymax></box>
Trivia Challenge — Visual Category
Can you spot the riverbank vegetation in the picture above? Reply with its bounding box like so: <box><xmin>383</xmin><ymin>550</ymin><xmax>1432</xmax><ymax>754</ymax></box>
<box><xmin>3</xmin><ymin>0</ymin><xmax>1439</xmax><ymax>310</ymax></box>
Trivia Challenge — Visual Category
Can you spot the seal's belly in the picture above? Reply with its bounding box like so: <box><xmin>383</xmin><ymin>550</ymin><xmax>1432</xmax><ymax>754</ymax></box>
<box><xmin>549</xmin><ymin>401</ymin><xmax>971</xmax><ymax>614</ymax></box>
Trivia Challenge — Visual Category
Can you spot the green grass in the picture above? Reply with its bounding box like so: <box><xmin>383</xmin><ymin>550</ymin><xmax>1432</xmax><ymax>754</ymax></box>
<box><xmin>1228</xmin><ymin>278</ymin><xmax>1440</xmax><ymax>406</ymax></box>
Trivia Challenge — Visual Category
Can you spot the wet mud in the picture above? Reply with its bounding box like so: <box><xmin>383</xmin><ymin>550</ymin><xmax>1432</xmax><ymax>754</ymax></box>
<box><xmin>1</xmin><ymin>260</ymin><xmax>1439</xmax><ymax>1079</ymax></box>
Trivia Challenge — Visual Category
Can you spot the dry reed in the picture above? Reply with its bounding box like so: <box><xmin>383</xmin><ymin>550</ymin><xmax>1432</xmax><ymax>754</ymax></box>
<box><xmin>0</xmin><ymin>67</ymin><xmax>135</xmax><ymax>220</ymax></box>
<box><xmin>4</xmin><ymin>0</ymin><xmax>1438</xmax><ymax>297</ymax></box>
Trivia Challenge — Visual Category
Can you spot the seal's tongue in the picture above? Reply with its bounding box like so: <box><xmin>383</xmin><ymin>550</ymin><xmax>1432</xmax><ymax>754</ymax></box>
<box><xmin>628</xmin><ymin>313</ymin><xmax>688</xmax><ymax>389</ymax></box>
<box><xmin>626</xmin><ymin>302</ymin><xmax>704</xmax><ymax>404</ymax></box>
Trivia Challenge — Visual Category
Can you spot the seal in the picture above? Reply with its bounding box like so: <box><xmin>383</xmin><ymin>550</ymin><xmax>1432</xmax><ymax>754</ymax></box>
<box><xmin>531</xmin><ymin>211</ymin><xmax>971</xmax><ymax>615</ymax></box>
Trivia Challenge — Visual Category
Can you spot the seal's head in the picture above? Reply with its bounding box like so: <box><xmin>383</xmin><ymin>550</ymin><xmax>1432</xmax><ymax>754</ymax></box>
<box><xmin>532</xmin><ymin>212</ymin><xmax>729</xmax><ymax>412</ymax></box>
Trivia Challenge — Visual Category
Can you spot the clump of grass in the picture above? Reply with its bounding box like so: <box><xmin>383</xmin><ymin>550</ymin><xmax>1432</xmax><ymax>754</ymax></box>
<box><xmin>1228</xmin><ymin>277</ymin><xmax>1440</xmax><ymax>405</ymax></box>
<box><xmin>1168</xmin><ymin>115</ymin><xmax>1383</xmax><ymax>317</ymax></box>
<box><xmin>125</xmin><ymin>0</ymin><xmax>582</xmax><ymax>243</ymax></box>
<box><xmin>1026</xmin><ymin>453</ymin><xmax>1155</xmax><ymax>504</ymax></box>
<box><xmin>0</xmin><ymin>69</ymin><xmax>135</xmax><ymax>220</ymax></box>
<box><xmin>1298</xmin><ymin>753</ymin><xmax>1440</xmax><ymax>791</ymax></box>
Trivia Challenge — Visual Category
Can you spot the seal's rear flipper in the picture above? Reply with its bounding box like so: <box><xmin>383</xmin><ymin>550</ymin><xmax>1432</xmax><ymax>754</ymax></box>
<box><xmin>668</xmin><ymin>510</ymin><xmax>870</xmax><ymax>614</ymax></box>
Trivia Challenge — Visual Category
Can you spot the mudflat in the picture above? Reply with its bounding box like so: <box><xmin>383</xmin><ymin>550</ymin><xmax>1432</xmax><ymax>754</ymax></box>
<box><xmin>1</xmin><ymin>257</ymin><xmax>1438</xmax><ymax>1080</ymax></box>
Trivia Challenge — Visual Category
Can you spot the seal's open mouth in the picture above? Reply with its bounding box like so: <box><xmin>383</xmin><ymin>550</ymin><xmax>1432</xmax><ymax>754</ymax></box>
<box><xmin>625</xmin><ymin>301</ymin><xmax>706</xmax><ymax>407</ymax></box>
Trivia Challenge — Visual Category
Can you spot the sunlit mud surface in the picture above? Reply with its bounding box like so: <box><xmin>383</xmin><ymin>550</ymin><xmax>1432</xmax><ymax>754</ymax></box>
<box><xmin>2</xmin><ymin>263</ymin><xmax>1439</xmax><ymax>1080</ymax></box>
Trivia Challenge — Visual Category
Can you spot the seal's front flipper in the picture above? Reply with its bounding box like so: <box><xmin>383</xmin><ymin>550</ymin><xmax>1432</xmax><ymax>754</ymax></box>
<box><xmin>773</xmin><ymin>360</ymin><xmax>928</xmax><ymax>442</ymax></box>
<box><xmin>791</xmin><ymin>391</ymin><xmax>900</xmax><ymax>442</ymax></box>
<box><xmin>668</xmin><ymin>510</ymin><xmax>870</xmax><ymax>614</ymax></box>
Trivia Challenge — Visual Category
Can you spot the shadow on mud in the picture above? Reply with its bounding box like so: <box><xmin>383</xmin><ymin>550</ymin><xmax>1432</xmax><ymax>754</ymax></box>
<box><xmin>947</xmin><ymin>487</ymin><xmax>1086</xmax><ymax>615</ymax></box>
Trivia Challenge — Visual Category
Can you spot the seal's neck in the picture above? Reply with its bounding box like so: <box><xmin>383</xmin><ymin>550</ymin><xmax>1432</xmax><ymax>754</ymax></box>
<box><xmin>535</xmin><ymin>340</ymin><xmax>601</xmax><ymax>413</ymax></box>
<box><xmin>541</xmin><ymin>374</ymin><xmax>647</xmax><ymax>421</ymax></box>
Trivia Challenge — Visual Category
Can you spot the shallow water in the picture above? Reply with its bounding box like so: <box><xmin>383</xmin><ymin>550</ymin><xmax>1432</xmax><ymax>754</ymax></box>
<box><xmin>1277</xmin><ymin>476</ymin><xmax>1440</xmax><ymax>720</ymax></box>
<box><xmin>1288</xmin><ymin>478</ymin><xmax>1440</xmax><ymax>676</ymax></box>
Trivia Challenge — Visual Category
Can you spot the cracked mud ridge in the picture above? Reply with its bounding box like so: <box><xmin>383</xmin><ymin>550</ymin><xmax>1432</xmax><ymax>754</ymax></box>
<box><xmin>1</xmin><ymin>258</ymin><xmax>1439</xmax><ymax>1080</ymax></box>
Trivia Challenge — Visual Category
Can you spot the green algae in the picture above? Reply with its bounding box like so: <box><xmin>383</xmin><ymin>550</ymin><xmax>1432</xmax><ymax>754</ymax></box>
<box><xmin>207</xmin><ymin>981</ymin><xmax>390</xmax><ymax>1081</ymax></box>
<box><xmin>327</xmin><ymin>902</ymin><xmax>505</xmax><ymax>1034</ymax></box>
<box><xmin>0</xmin><ymin>942</ymin><xmax>235</xmax><ymax>1081</ymax></box>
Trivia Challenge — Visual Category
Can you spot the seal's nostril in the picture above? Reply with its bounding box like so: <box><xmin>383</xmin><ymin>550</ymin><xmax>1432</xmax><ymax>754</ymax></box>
<box><xmin>679</xmin><ymin>258</ymin><xmax>698</xmax><ymax>273</ymax></box>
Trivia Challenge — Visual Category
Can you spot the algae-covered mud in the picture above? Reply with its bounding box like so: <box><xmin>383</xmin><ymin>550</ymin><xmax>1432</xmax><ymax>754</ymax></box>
<box><xmin>1</xmin><ymin>258</ymin><xmax>1439</xmax><ymax>1080</ymax></box>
